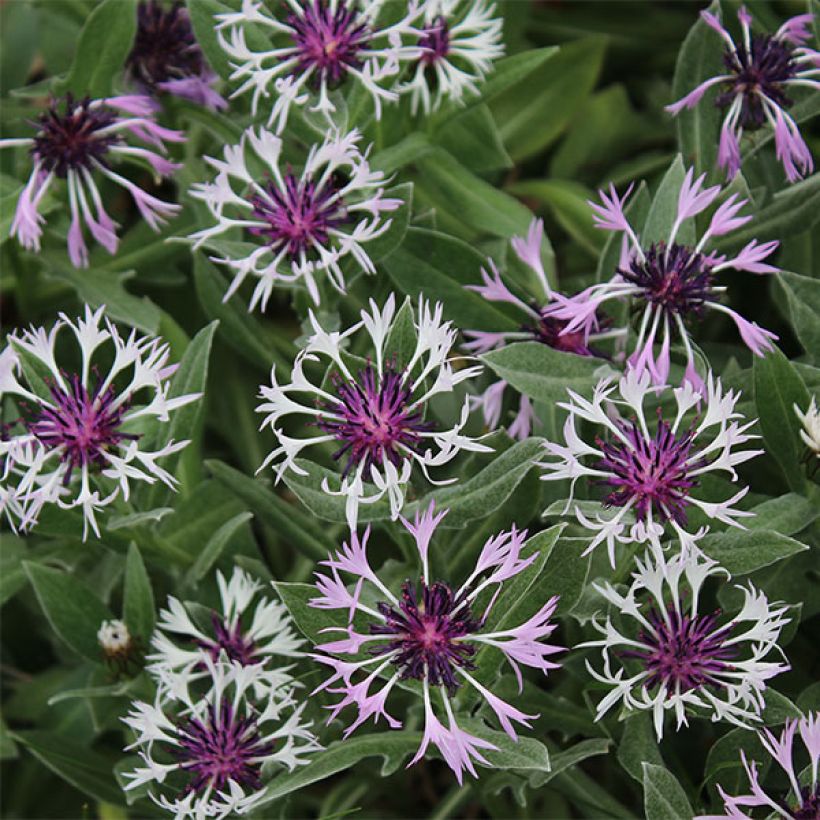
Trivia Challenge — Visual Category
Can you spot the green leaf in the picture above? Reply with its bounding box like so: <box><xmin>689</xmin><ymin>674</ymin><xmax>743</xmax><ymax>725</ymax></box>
<box><xmin>761</xmin><ymin>689</ymin><xmax>803</xmax><ymax>725</ymax></box>
<box><xmin>107</xmin><ymin>508</ymin><xmax>174</xmax><ymax>531</ymax></box>
<box><xmin>704</xmin><ymin>727</ymin><xmax>764</xmax><ymax>792</ymax></box>
<box><xmin>481</xmin><ymin>342</ymin><xmax>606</xmax><ymax>404</ymax></box>
<box><xmin>0</xmin><ymin>536</ymin><xmax>28</xmax><ymax>607</ymax></box>
<box><xmin>24</xmin><ymin>562</ymin><xmax>113</xmax><ymax>664</ymax></box>
<box><xmin>274</xmin><ymin>581</ymin><xmax>339</xmax><ymax>645</ymax></box>
<box><xmin>753</xmin><ymin>347</ymin><xmax>811</xmax><ymax>493</ymax></box>
<box><xmin>700</xmin><ymin>529</ymin><xmax>809</xmax><ymax>575</ymax></box>
<box><xmin>529</xmin><ymin>537</ymin><xmax>591</xmax><ymax>615</ymax></box>
<box><xmin>641</xmin><ymin>155</ymin><xmax>691</xmax><ymax>246</ymax></box>
<box><xmin>460</xmin><ymin>718</ymin><xmax>550</xmax><ymax>774</ymax></box>
<box><xmin>184</xmin><ymin>511</ymin><xmax>254</xmax><ymax>586</ymax></box>
<box><xmin>123</xmin><ymin>544</ymin><xmax>155</xmax><ymax>642</ymax></box>
<box><xmin>776</xmin><ymin>271</ymin><xmax>820</xmax><ymax>363</ymax></box>
<box><xmin>433</xmin><ymin>104</ymin><xmax>512</xmax><ymax>172</ymax></box>
<box><xmin>744</xmin><ymin>494</ymin><xmax>820</xmax><ymax>536</ymax></box>
<box><xmin>617</xmin><ymin>714</ymin><xmax>664</xmax><ymax>782</ymax></box>
<box><xmin>59</xmin><ymin>0</ymin><xmax>136</xmax><ymax>98</ymax></box>
<box><xmin>642</xmin><ymin>762</ymin><xmax>693</xmax><ymax>820</ymax></box>
<box><xmin>11</xmin><ymin>730</ymin><xmax>124</xmax><ymax>806</ymax></box>
<box><xmin>383</xmin><ymin>296</ymin><xmax>418</xmax><ymax>371</ymax></box>
<box><xmin>530</xmin><ymin>738</ymin><xmax>612</xmax><ymax>788</ymax></box>
<box><xmin>207</xmin><ymin>459</ymin><xmax>337</xmax><ymax>561</ymax></box>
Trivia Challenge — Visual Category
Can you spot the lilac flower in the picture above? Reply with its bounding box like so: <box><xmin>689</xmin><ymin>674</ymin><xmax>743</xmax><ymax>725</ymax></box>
<box><xmin>582</xmin><ymin>548</ymin><xmax>789</xmax><ymax>740</ymax></box>
<box><xmin>544</xmin><ymin>171</ymin><xmax>780</xmax><ymax>390</ymax></box>
<box><xmin>309</xmin><ymin>502</ymin><xmax>564</xmax><ymax>783</ymax></box>
<box><xmin>190</xmin><ymin>127</ymin><xmax>401</xmax><ymax>309</ymax></box>
<box><xmin>400</xmin><ymin>0</ymin><xmax>504</xmax><ymax>115</ymax></box>
<box><xmin>0</xmin><ymin>306</ymin><xmax>200</xmax><ymax>539</ymax></box>
<box><xmin>123</xmin><ymin>658</ymin><xmax>320</xmax><ymax>819</ymax></box>
<box><xmin>464</xmin><ymin>218</ymin><xmax>617</xmax><ymax>440</ymax></box>
<box><xmin>537</xmin><ymin>368</ymin><xmax>762</xmax><ymax>564</ymax></box>
<box><xmin>215</xmin><ymin>0</ymin><xmax>424</xmax><ymax>132</ymax></box>
<box><xmin>0</xmin><ymin>94</ymin><xmax>183</xmax><ymax>267</ymax></box>
<box><xmin>699</xmin><ymin>712</ymin><xmax>820</xmax><ymax>819</ymax></box>
<box><xmin>127</xmin><ymin>1</ymin><xmax>227</xmax><ymax>110</ymax></box>
<box><xmin>148</xmin><ymin>566</ymin><xmax>304</xmax><ymax>697</ymax></box>
<box><xmin>256</xmin><ymin>294</ymin><xmax>490</xmax><ymax>530</ymax></box>
<box><xmin>667</xmin><ymin>7</ymin><xmax>820</xmax><ymax>181</ymax></box>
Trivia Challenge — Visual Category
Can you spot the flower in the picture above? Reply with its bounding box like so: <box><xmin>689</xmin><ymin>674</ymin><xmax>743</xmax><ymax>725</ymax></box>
<box><xmin>795</xmin><ymin>396</ymin><xmax>820</xmax><ymax>465</ymax></box>
<box><xmin>667</xmin><ymin>7</ymin><xmax>820</xmax><ymax>181</ymax></box>
<box><xmin>0</xmin><ymin>94</ymin><xmax>184</xmax><ymax>266</ymax></box>
<box><xmin>309</xmin><ymin>502</ymin><xmax>564</xmax><ymax>783</ymax></box>
<box><xmin>537</xmin><ymin>369</ymin><xmax>762</xmax><ymax>565</ymax></box>
<box><xmin>463</xmin><ymin>218</ymin><xmax>617</xmax><ymax>440</ymax></box>
<box><xmin>98</xmin><ymin>619</ymin><xmax>142</xmax><ymax>674</ymax></box>
<box><xmin>543</xmin><ymin>171</ymin><xmax>780</xmax><ymax>391</ymax></box>
<box><xmin>122</xmin><ymin>658</ymin><xmax>320</xmax><ymax>819</ymax></box>
<box><xmin>215</xmin><ymin>0</ymin><xmax>424</xmax><ymax>132</ymax></box>
<box><xmin>400</xmin><ymin>0</ymin><xmax>504</xmax><ymax>115</ymax></box>
<box><xmin>189</xmin><ymin>127</ymin><xmax>402</xmax><ymax>309</ymax></box>
<box><xmin>127</xmin><ymin>0</ymin><xmax>227</xmax><ymax>110</ymax></box>
<box><xmin>0</xmin><ymin>306</ymin><xmax>200</xmax><ymax>539</ymax></box>
<box><xmin>148</xmin><ymin>566</ymin><xmax>304</xmax><ymax>697</ymax></box>
<box><xmin>699</xmin><ymin>712</ymin><xmax>820</xmax><ymax>819</ymax></box>
<box><xmin>256</xmin><ymin>294</ymin><xmax>490</xmax><ymax>530</ymax></box>
<box><xmin>582</xmin><ymin>548</ymin><xmax>790</xmax><ymax>740</ymax></box>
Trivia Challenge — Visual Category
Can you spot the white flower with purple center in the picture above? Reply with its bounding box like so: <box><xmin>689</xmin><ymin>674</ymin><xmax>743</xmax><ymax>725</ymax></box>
<box><xmin>148</xmin><ymin>566</ymin><xmax>304</xmax><ymax>697</ymax></box>
<box><xmin>190</xmin><ymin>127</ymin><xmax>401</xmax><ymax>309</ymax></box>
<box><xmin>537</xmin><ymin>368</ymin><xmax>762</xmax><ymax>564</ymax></box>
<box><xmin>699</xmin><ymin>712</ymin><xmax>820</xmax><ymax>819</ymax></box>
<box><xmin>123</xmin><ymin>658</ymin><xmax>320</xmax><ymax>819</ymax></box>
<box><xmin>256</xmin><ymin>294</ymin><xmax>490</xmax><ymax>530</ymax></box>
<box><xmin>215</xmin><ymin>0</ymin><xmax>424</xmax><ymax>132</ymax></box>
<box><xmin>400</xmin><ymin>0</ymin><xmax>504</xmax><ymax>115</ymax></box>
<box><xmin>127</xmin><ymin>0</ymin><xmax>227</xmax><ymax>111</ymax></box>
<box><xmin>582</xmin><ymin>548</ymin><xmax>790</xmax><ymax>740</ymax></box>
<box><xmin>543</xmin><ymin>169</ymin><xmax>780</xmax><ymax>391</ymax></box>
<box><xmin>0</xmin><ymin>94</ymin><xmax>184</xmax><ymax>267</ymax></box>
<box><xmin>0</xmin><ymin>306</ymin><xmax>200</xmax><ymax>539</ymax></box>
<box><xmin>309</xmin><ymin>502</ymin><xmax>564</xmax><ymax>783</ymax></box>
<box><xmin>667</xmin><ymin>7</ymin><xmax>820</xmax><ymax>181</ymax></box>
<box><xmin>463</xmin><ymin>218</ymin><xmax>619</xmax><ymax>441</ymax></box>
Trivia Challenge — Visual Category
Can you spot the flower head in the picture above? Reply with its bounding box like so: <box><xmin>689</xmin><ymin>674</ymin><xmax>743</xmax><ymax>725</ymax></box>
<box><xmin>583</xmin><ymin>548</ymin><xmax>789</xmax><ymax>740</ymax></box>
<box><xmin>400</xmin><ymin>0</ymin><xmax>504</xmax><ymax>115</ymax></box>
<box><xmin>0</xmin><ymin>306</ymin><xmax>200</xmax><ymax>538</ymax></box>
<box><xmin>795</xmin><ymin>396</ymin><xmax>820</xmax><ymax>466</ymax></box>
<box><xmin>538</xmin><ymin>369</ymin><xmax>762</xmax><ymax>564</ymax></box>
<box><xmin>545</xmin><ymin>172</ymin><xmax>780</xmax><ymax>390</ymax></box>
<box><xmin>667</xmin><ymin>8</ymin><xmax>819</xmax><ymax>181</ymax></box>
<box><xmin>309</xmin><ymin>502</ymin><xmax>564</xmax><ymax>783</ymax></box>
<box><xmin>215</xmin><ymin>0</ymin><xmax>424</xmax><ymax>132</ymax></box>
<box><xmin>190</xmin><ymin>127</ymin><xmax>401</xmax><ymax>309</ymax></box>
<box><xmin>127</xmin><ymin>0</ymin><xmax>227</xmax><ymax>110</ymax></box>
<box><xmin>122</xmin><ymin>658</ymin><xmax>320</xmax><ymax>819</ymax></box>
<box><xmin>1</xmin><ymin>94</ymin><xmax>184</xmax><ymax>266</ymax></box>
<box><xmin>700</xmin><ymin>712</ymin><xmax>820</xmax><ymax>819</ymax></box>
<box><xmin>148</xmin><ymin>566</ymin><xmax>304</xmax><ymax>697</ymax></box>
<box><xmin>98</xmin><ymin>618</ymin><xmax>142</xmax><ymax>674</ymax></box>
<box><xmin>256</xmin><ymin>294</ymin><xmax>490</xmax><ymax>530</ymax></box>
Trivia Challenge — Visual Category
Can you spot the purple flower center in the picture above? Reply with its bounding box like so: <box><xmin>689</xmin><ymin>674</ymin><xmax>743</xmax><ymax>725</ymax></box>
<box><xmin>249</xmin><ymin>172</ymin><xmax>347</xmax><ymax>260</ymax></box>
<box><xmin>624</xmin><ymin>606</ymin><xmax>737</xmax><ymax>692</ymax></box>
<box><xmin>620</xmin><ymin>242</ymin><xmax>715</xmax><ymax>319</ymax></box>
<box><xmin>316</xmin><ymin>363</ymin><xmax>434</xmax><ymax>478</ymax></box>
<box><xmin>32</xmin><ymin>95</ymin><xmax>119</xmax><ymax>178</ymax></box>
<box><xmin>199</xmin><ymin>613</ymin><xmax>257</xmax><ymax>666</ymax></box>
<box><xmin>418</xmin><ymin>16</ymin><xmax>451</xmax><ymax>65</ymax></box>
<box><xmin>370</xmin><ymin>579</ymin><xmax>480</xmax><ymax>694</ymax></box>
<box><xmin>596</xmin><ymin>418</ymin><xmax>707</xmax><ymax>525</ymax></box>
<box><xmin>127</xmin><ymin>0</ymin><xmax>206</xmax><ymax>86</ymax></box>
<box><xmin>718</xmin><ymin>34</ymin><xmax>796</xmax><ymax>130</ymax></box>
<box><xmin>790</xmin><ymin>789</ymin><xmax>820</xmax><ymax>820</ymax></box>
<box><xmin>527</xmin><ymin>311</ymin><xmax>599</xmax><ymax>357</ymax></box>
<box><xmin>176</xmin><ymin>701</ymin><xmax>274</xmax><ymax>795</ymax></box>
<box><xmin>288</xmin><ymin>0</ymin><xmax>370</xmax><ymax>87</ymax></box>
<box><xmin>25</xmin><ymin>375</ymin><xmax>137</xmax><ymax>483</ymax></box>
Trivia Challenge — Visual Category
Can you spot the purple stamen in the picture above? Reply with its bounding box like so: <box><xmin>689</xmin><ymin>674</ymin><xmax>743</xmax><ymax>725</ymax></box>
<box><xmin>176</xmin><ymin>700</ymin><xmax>274</xmax><ymax>795</ymax></box>
<box><xmin>370</xmin><ymin>579</ymin><xmax>480</xmax><ymax>694</ymax></box>
<box><xmin>25</xmin><ymin>375</ymin><xmax>137</xmax><ymax>483</ymax></box>
<box><xmin>418</xmin><ymin>16</ymin><xmax>451</xmax><ymax>65</ymax></box>
<box><xmin>527</xmin><ymin>311</ymin><xmax>600</xmax><ymax>357</ymax></box>
<box><xmin>288</xmin><ymin>0</ymin><xmax>370</xmax><ymax>87</ymax></box>
<box><xmin>623</xmin><ymin>606</ymin><xmax>737</xmax><ymax>692</ymax></box>
<box><xmin>790</xmin><ymin>789</ymin><xmax>820</xmax><ymax>820</ymax></box>
<box><xmin>717</xmin><ymin>34</ymin><xmax>797</xmax><ymax>130</ymax></box>
<box><xmin>32</xmin><ymin>95</ymin><xmax>119</xmax><ymax>178</ymax></box>
<box><xmin>596</xmin><ymin>417</ymin><xmax>708</xmax><ymax>524</ymax></box>
<box><xmin>199</xmin><ymin>613</ymin><xmax>257</xmax><ymax>666</ymax></box>
<box><xmin>620</xmin><ymin>242</ymin><xmax>715</xmax><ymax>319</ymax></box>
<box><xmin>249</xmin><ymin>172</ymin><xmax>347</xmax><ymax>260</ymax></box>
<box><xmin>316</xmin><ymin>363</ymin><xmax>434</xmax><ymax>477</ymax></box>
